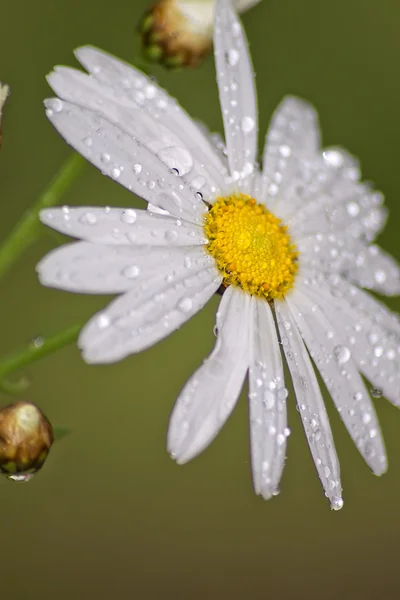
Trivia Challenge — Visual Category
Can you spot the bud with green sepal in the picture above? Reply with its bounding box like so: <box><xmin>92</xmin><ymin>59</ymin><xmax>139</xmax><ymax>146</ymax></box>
<box><xmin>139</xmin><ymin>0</ymin><xmax>261</xmax><ymax>69</ymax></box>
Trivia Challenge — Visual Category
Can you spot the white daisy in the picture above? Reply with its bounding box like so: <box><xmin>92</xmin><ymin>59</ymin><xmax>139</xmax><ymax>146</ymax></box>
<box><xmin>38</xmin><ymin>0</ymin><xmax>400</xmax><ymax>510</ymax></box>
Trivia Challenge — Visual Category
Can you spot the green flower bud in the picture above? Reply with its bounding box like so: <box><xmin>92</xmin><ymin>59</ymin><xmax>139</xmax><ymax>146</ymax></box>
<box><xmin>0</xmin><ymin>401</ymin><xmax>53</xmax><ymax>482</ymax></box>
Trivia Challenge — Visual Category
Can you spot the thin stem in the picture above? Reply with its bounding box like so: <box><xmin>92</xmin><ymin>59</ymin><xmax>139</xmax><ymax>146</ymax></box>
<box><xmin>0</xmin><ymin>153</ymin><xmax>84</xmax><ymax>280</ymax></box>
<box><xmin>0</xmin><ymin>323</ymin><xmax>83</xmax><ymax>395</ymax></box>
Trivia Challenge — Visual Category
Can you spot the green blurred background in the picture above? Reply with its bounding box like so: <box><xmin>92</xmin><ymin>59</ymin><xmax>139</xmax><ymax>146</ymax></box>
<box><xmin>1</xmin><ymin>0</ymin><xmax>400</xmax><ymax>598</ymax></box>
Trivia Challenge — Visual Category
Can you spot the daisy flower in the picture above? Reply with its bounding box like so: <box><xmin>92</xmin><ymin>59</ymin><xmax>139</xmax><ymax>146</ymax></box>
<box><xmin>38</xmin><ymin>0</ymin><xmax>400</xmax><ymax>510</ymax></box>
<box><xmin>140</xmin><ymin>0</ymin><xmax>261</xmax><ymax>68</ymax></box>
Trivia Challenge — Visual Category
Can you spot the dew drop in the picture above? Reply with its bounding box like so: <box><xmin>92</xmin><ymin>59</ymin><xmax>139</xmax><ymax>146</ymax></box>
<box><xmin>165</xmin><ymin>230</ymin><xmax>178</xmax><ymax>243</ymax></box>
<box><xmin>277</xmin><ymin>388</ymin><xmax>288</xmax><ymax>400</ymax></box>
<box><xmin>8</xmin><ymin>473</ymin><xmax>35</xmax><ymax>483</ymax></box>
<box><xmin>331</xmin><ymin>496</ymin><xmax>344</xmax><ymax>511</ymax></box>
<box><xmin>121</xmin><ymin>209</ymin><xmax>137</xmax><ymax>224</ymax></box>
<box><xmin>178</xmin><ymin>297</ymin><xmax>193</xmax><ymax>313</ymax></box>
<box><xmin>226</xmin><ymin>48</ymin><xmax>240</xmax><ymax>66</ymax></box>
<box><xmin>79</xmin><ymin>211</ymin><xmax>97</xmax><ymax>225</ymax></box>
<box><xmin>31</xmin><ymin>336</ymin><xmax>44</xmax><ymax>348</ymax></box>
<box><xmin>334</xmin><ymin>345</ymin><xmax>351</xmax><ymax>364</ymax></box>
<box><xmin>47</xmin><ymin>98</ymin><xmax>63</xmax><ymax>113</ymax></box>
<box><xmin>370</xmin><ymin>387</ymin><xmax>383</xmax><ymax>398</ymax></box>
<box><xmin>158</xmin><ymin>147</ymin><xmax>194</xmax><ymax>176</ymax></box>
<box><xmin>100</xmin><ymin>153</ymin><xmax>110</xmax><ymax>164</ymax></box>
<box><xmin>323</xmin><ymin>149</ymin><xmax>344</xmax><ymax>168</ymax></box>
<box><xmin>346</xmin><ymin>201</ymin><xmax>360</xmax><ymax>217</ymax></box>
<box><xmin>97</xmin><ymin>314</ymin><xmax>111</xmax><ymax>329</ymax></box>
<box><xmin>123</xmin><ymin>265</ymin><xmax>140</xmax><ymax>279</ymax></box>
<box><xmin>279</xmin><ymin>144</ymin><xmax>292</xmax><ymax>158</ymax></box>
<box><xmin>241</xmin><ymin>116</ymin><xmax>255</xmax><ymax>134</ymax></box>
<box><xmin>374</xmin><ymin>270</ymin><xmax>387</xmax><ymax>284</ymax></box>
<box><xmin>83</xmin><ymin>136</ymin><xmax>93</xmax><ymax>148</ymax></box>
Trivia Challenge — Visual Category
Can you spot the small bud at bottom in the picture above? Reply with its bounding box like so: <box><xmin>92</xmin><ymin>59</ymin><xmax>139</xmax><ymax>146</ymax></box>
<box><xmin>0</xmin><ymin>401</ymin><xmax>53</xmax><ymax>482</ymax></box>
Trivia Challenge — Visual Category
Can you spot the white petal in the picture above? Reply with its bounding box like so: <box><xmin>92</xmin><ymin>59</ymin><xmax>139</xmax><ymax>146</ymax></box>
<box><xmin>195</xmin><ymin>119</ymin><xmax>229</xmax><ymax>168</ymax></box>
<box><xmin>299</xmin><ymin>273</ymin><xmax>400</xmax><ymax>407</ymax></box>
<box><xmin>79</xmin><ymin>264</ymin><xmax>221</xmax><ymax>363</ymax></box>
<box><xmin>343</xmin><ymin>244</ymin><xmax>400</xmax><ymax>296</ymax></box>
<box><xmin>288</xmin><ymin>288</ymin><xmax>387</xmax><ymax>475</ymax></box>
<box><xmin>48</xmin><ymin>66</ymin><xmax>226</xmax><ymax>198</ymax></box>
<box><xmin>276</xmin><ymin>300</ymin><xmax>343</xmax><ymax>510</ymax></box>
<box><xmin>73</xmin><ymin>46</ymin><xmax>228</xmax><ymax>186</ymax></box>
<box><xmin>299</xmin><ymin>235</ymin><xmax>400</xmax><ymax>296</ymax></box>
<box><xmin>37</xmin><ymin>242</ymin><xmax>211</xmax><ymax>294</ymax></box>
<box><xmin>44</xmin><ymin>98</ymin><xmax>205</xmax><ymax>223</ymax></box>
<box><xmin>234</xmin><ymin>0</ymin><xmax>262</xmax><ymax>11</ymax></box>
<box><xmin>289</xmin><ymin>174</ymin><xmax>387</xmax><ymax>242</ymax></box>
<box><xmin>168</xmin><ymin>286</ymin><xmax>251</xmax><ymax>464</ymax></box>
<box><xmin>214</xmin><ymin>0</ymin><xmax>258</xmax><ymax>180</ymax></box>
<box><xmin>40</xmin><ymin>207</ymin><xmax>207</xmax><ymax>246</ymax></box>
<box><xmin>249</xmin><ymin>298</ymin><xmax>287</xmax><ymax>499</ymax></box>
<box><xmin>261</xmin><ymin>96</ymin><xmax>320</xmax><ymax>209</ymax></box>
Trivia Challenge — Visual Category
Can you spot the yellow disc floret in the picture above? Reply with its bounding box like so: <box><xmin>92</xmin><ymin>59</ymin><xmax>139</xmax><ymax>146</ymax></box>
<box><xmin>204</xmin><ymin>194</ymin><xmax>298</xmax><ymax>300</ymax></box>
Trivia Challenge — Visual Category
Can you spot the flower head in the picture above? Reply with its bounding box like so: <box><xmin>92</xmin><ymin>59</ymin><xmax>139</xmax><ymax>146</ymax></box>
<box><xmin>38</xmin><ymin>0</ymin><xmax>400</xmax><ymax>509</ymax></box>
<box><xmin>0</xmin><ymin>401</ymin><xmax>54</xmax><ymax>482</ymax></box>
<box><xmin>139</xmin><ymin>0</ymin><xmax>261</xmax><ymax>68</ymax></box>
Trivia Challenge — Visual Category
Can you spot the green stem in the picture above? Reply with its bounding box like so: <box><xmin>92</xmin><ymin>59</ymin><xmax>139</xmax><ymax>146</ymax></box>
<box><xmin>0</xmin><ymin>323</ymin><xmax>83</xmax><ymax>395</ymax></box>
<box><xmin>0</xmin><ymin>153</ymin><xmax>84</xmax><ymax>280</ymax></box>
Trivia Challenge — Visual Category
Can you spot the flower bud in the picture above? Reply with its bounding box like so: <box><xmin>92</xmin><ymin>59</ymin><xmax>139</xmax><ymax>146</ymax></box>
<box><xmin>0</xmin><ymin>83</ymin><xmax>9</xmax><ymax>150</ymax></box>
<box><xmin>0</xmin><ymin>401</ymin><xmax>54</xmax><ymax>482</ymax></box>
<box><xmin>139</xmin><ymin>0</ymin><xmax>261</xmax><ymax>69</ymax></box>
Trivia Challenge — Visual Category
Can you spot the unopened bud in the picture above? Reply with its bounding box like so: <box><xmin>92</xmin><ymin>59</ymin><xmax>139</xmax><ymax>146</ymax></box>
<box><xmin>0</xmin><ymin>82</ymin><xmax>9</xmax><ymax>150</ymax></box>
<box><xmin>0</xmin><ymin>401</ymin><xmax>54</xmax><ymax>482</ymax></box>
<box><xmin>139</xmin><ymin>0</ymin><xmax>261</xmax><ymax>69</ymax></box>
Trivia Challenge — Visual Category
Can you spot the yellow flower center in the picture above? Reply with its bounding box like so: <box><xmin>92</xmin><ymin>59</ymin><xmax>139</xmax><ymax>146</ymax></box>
<box><xmin>204</xmin><ymin>194</ymin><xmax>298</xmax><ymax>300</ymax></box>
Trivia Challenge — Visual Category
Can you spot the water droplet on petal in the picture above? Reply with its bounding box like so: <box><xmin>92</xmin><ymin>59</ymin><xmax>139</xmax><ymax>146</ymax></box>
<box><xmin>83</xmin><ymin>136</ymin><xmax>93</xmax><ymax>148</ymax></box>
<box><xmin>123</xmin><ymin>265</ymin><xmax>140</xmax><ymax>279</ymax></box>
<box><xmin>121</xmin><ymin>209</ymin><xmax>137</xmax><ymax>224</ymax></box>
<box><xmin>79</xmin><ymin>212</ymin><xmax>97</xmax><ymax>225</ymax></box>
<box><xmin>97</xmin><ymin>314</ymin><xmax>111</xmax><ymax>329</ymax></box>
<box><xmin>157</xmin><ymin>147</ymin><xmax>193</xmax><ymax>176</ymax></box>
<box><xmin>165</xmin><ymin>230</ymin><xmax>178</xmax><ymax>243</ymax></box>
<box><xmin>226</xmin><ymin>49</ymin><xmax>240</xmax><ymax>66</ymax></box>
<box><xmin>241</xmin><ymin>116</ymin><xmax>255</xmax><ymax>134</ymax></box>
<box><xmin>330</xmin><ymin>497</ymin><xmax>344</xmax><ymax>511</ymax></box>
<box><xmin>334</xmin><ymin>345</ymin><xmax>351</xmax><ymax>364</ymax></box>
<box><xmin>47</xmin><ymin>98</ymin><xmax>63</xmax><ymax>113</ymax></box>
<box><xmin>100</xmin><ymin>153</ymin><xmax>110</xmax><ymax>164</ymax></box>
<box><xmin>346</xmin><ymin>201</ymin><xmax>360</xmax><ymax>217</ymax></box>
<box><xmin>374</xmin><ymin>270</ymin><xmax>387</xmax><ymax>284</ymax></box>
<box><xmin>177</xmin><ymin>297</ymin><xmax>193</xmax><ymax>313</ymax></box>
<box><xmin>323</xmin><ymin>149</ymin><xmax>344</xmax><ymax>168</ymax></box>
